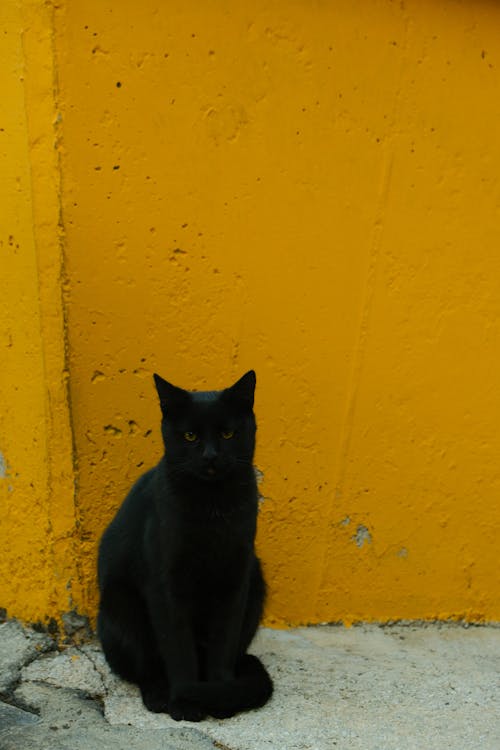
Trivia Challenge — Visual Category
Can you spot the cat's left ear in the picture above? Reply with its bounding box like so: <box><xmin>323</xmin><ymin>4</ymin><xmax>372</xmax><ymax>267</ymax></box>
<box><xmin>153</xmin><ymin>373</ymin><xmax>189</xmax><ymax>415</ymax></box>
<box><xmin>224</xmin><ymin>370</ymin><xmax>256</xmax><ymax>409</ymax></box>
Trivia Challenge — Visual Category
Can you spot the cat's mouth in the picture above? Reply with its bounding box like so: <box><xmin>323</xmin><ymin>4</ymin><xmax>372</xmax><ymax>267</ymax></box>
<box><xmin>199</xmin><ymin>465</ymin><xmax>226</xmax><ymax>482</ymax></box>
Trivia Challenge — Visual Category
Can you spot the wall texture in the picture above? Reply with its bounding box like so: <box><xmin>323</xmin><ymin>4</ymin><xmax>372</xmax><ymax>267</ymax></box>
<box><xmin>0</xmin><ymin>0</ymin><xmax>79</xmax><ymax>624</ymax></box>
<box><xmin>2</xmin><ymin>0</ymin><xmax>500</xmax><ymax>627</ymax></box>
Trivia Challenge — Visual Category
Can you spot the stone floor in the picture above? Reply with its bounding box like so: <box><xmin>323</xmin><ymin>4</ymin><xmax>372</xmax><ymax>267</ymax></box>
<box><xmin>1</xmin><ymin>618</ymin><xmax>499</xmax><ymax>750</ymax></box>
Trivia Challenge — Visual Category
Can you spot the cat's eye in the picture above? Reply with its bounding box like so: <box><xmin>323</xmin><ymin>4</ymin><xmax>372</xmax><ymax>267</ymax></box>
<box><xmin>221</xmin><ymin>430</ymin><xmax>234</xmax><ymax>440</ymax></box>
<box><xmin>184</xmin><ymin>431</ymin><xmax>197</xmax><ymax>442</ymax></box>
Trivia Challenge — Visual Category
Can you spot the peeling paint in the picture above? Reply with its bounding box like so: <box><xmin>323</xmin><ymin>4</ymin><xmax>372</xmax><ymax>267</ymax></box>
<box><xmin>61</xmin><ymin>608</ymin><xmax>91</xmax><ymax>637</ymax></box>
<box><xmin>255</xmin><ymin>467</ymin><xmax>267</xmax><ymax>505</ymax></box>
<box><xmin>0</xmin><ymin>451</ymin><xmax>7</xmax><ymax>479</ymax></box>
<box><xmin>354</xmin><ymin>525</ymin><xmax>372</xmax><ymax>548</ymax></box>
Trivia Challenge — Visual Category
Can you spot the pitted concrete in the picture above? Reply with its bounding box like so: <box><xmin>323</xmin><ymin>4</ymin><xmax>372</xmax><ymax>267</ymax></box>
<box><xmin>1</xmin><ymin>620</ymin><xmax>499</xmax><ymax>750</ymax></box>
<box><xmin>0</xmin><ymin>620</ymin><xmax>53</xmax><ymax>693</ymax></box>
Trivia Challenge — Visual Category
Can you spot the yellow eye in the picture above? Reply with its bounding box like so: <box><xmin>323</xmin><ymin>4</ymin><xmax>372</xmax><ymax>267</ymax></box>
<box><xmin>222</xmin><ymin>430</ymin><xmax>234</xmax><ymax>439</ymax></box>
<box><xmin>184</xmin><ymin>431</ymin><xmax>197</xmax><ymax>442</ymax></box>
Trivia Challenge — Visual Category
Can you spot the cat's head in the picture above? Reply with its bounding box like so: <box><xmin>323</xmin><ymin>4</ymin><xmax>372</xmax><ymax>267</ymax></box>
<box><xmin>153</xmin><ymin>370</ymin><xmax>257</xmax><ymax>483</ymax></box>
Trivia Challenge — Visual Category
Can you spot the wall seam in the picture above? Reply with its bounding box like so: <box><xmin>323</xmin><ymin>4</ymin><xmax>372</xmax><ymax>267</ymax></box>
<box><xmin>49</xmin><ymin>0</ymin><xmax>85</xmax><ymax>618</ymax></box>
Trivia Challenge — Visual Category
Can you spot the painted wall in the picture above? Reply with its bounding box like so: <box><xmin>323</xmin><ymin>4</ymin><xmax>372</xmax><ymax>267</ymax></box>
<box><xmin>2</xmin><ymin>0</ymin><xmax>500</xmax><ymax>627</ymax></box>
<box><xmin>0</xmin><ymin>0</ymin><xmax>79</xmax><ymax>624</ymax></box>
<box><xmin>56</xmin><ymin>0</ymin><xmax>500</xmax><ymax>625</ymax></box>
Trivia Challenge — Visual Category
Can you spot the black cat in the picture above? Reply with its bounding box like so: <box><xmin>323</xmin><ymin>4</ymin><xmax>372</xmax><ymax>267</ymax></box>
<box><xmin>97</xmin><ymin>370</ymin><xmax>273</xmax><ymax>721</ymax></box>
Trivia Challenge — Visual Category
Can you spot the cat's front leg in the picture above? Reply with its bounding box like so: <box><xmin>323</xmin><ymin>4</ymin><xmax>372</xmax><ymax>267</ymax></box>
<box><xmin>205</xmin><ymin>574</ymin><xmax>251</xmax><ymax>682</ymax></box>
<box><xmin>146</xmin><ymin>588</ymin><xmax>206</xmax><ymax>721</ymax></box>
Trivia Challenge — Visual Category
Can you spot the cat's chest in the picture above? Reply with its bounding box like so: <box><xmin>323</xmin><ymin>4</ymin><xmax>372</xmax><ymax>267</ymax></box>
<box><xmin>164</xmin><ymin>516</ymin><xmax>251</xmax><ymax>592</ymax></box>
<box><xmin>184</xmin><ymin>518</ymin><xmax>249</xmax><ymax>568</ymax></box>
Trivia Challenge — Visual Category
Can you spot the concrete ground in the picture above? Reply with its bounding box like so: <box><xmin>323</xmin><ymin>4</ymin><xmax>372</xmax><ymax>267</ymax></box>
<box><xmin>0</xmin><ymin>619</ymin><xmax>499</xmax><ymax>750</ymax></box>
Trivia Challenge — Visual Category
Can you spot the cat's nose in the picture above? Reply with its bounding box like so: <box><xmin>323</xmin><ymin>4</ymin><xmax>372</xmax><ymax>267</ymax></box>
<box><xmin>202</xmin><ymin>444</ymin><xmax>217</xmax><ymax>464</ymax></box>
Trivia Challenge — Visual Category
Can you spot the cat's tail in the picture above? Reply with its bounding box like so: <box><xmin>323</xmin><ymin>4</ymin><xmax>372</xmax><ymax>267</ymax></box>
<box><xmin>180</xmin><ymin>654</ymin><xmax>273</xmax><ymax>718</ymax></box>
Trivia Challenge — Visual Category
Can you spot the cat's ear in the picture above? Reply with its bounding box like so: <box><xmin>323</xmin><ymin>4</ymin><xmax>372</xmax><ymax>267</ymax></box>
<box><xmin>153</xmin><ymin>373</ymin><xmax>189</xmax><ymax>415</ymax></box>
<box><xmin>224</xmin><ymin>370</ymin><xmax>256</xmax><ymax>409</ymax></box>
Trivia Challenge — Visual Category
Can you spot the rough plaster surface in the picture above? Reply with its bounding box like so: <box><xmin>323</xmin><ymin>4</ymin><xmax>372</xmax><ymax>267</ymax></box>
<box><xmin>0</xmin><ymin>0</ymin><xmax>79</xmax><ymax>624</ymax></box>
<box><xmin>0</xmin><ymin>0</ymin><xmax>500</xmax><ymax>640</ymax></box>
<box><xmin>54</xmin><ymin>0</ymin><xmax>500</xmax><ymax>628</ymax></box>
<box><xmin>2</xmin><ymin>622</ymin><xmax>500</xmax><ymax>750</ymax></box>
<box><xmin>3</xmin><ymin>0</ymin><xmax>500</xmax><ymax>632</ymax></box>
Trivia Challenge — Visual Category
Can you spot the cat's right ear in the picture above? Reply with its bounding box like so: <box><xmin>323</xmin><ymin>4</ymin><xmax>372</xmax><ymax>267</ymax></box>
<box><xmin>153</xmin><ymin>374</ymin><xmax>188</xmax><ymax>415</ymax></box>
<box><xmin>224</xmin><ymin>370</ymin><xmax>256</xmax><ymax>410</ymax></box>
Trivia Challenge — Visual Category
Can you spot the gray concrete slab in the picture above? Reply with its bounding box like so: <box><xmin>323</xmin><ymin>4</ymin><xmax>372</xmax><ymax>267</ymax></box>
<box><xmin>0</xmin><ymin>620</ymin><xmax>53</xmax><ymax>693</ymax></box>
<box><xmin>0</xmin><ymin>700</ymin><xmax>39</xmax><ymax>732</ymax></box>
<box><xmin>1</xmin><ymin>621</ymin><xmax>499</xmax><ymax>750</ymax></box>
<box><xmin>2</xmin><ymin>683</ymin><xmax>214</xmax><ymax>750</ymax></box>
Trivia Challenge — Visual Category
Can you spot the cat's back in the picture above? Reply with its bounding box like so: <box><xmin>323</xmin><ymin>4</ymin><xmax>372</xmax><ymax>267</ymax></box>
<box><xmin>98</xmin><ymin>465</ymin><xmax>158</xmax><ymax>587</ymax></box>
<box><xmin>108</xmin><ymin>465</ymin><xmax>157</xmax><ymax>529</ymax></box>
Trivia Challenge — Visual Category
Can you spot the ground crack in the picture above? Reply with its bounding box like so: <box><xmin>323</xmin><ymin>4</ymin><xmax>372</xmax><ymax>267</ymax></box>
<box><xmin>72</xmin><ymin>644</ymin><xmax>108</xmax><ymax>698</ymax></box>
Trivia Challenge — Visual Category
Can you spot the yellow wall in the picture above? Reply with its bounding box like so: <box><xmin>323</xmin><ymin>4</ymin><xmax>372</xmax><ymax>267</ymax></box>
<box><xmin>0</xmin><ymin>0</ymin><xmax>79</xmax><ymax>624</ymax></box>
<box><xmin>2</xmin><ymin>0</ymin><xmax>500</xmax><ymax>627</ymax></box>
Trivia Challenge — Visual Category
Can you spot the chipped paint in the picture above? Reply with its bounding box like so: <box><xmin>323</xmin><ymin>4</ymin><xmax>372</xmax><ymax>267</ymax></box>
<box><xmin>255</xmin><ymin>467</ymin><xmax>267</xmax><ymax>505</ymax></box>
<box><xmin>354</xmin><ymin>525</ymin><xmax>372</xmax><ymax>549</ymax></box>
<box><xmin>0</xmin><ymin>452</ymin><xmax>7</xmax><ymax>479</ymax></box>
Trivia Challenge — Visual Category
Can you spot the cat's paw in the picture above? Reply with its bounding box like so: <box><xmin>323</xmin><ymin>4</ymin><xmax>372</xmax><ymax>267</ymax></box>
<box><xmin>209</xmin><ymin>706</ymin><xmax>238</xmax><ymax>719</ymax></box>
<box><xmin>169</xmin><ymin>698</ymin><xmax>206</xmax><ymax>722</ymax></box>
<box><xmin>140</xmin><ymin>682</ymin><xmax>169</xmax><ymax>713</ymax></box>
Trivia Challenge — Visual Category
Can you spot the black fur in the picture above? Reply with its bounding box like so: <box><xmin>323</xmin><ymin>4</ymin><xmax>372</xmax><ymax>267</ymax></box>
<box><xmin>97</xmin><ymin>370</ymin><xmax>273</xmax><ymax>721</ymax></box>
